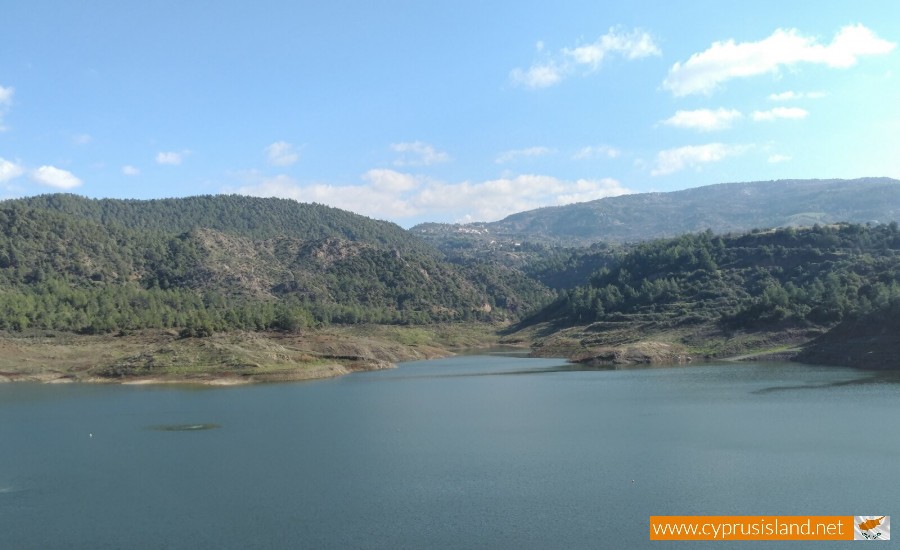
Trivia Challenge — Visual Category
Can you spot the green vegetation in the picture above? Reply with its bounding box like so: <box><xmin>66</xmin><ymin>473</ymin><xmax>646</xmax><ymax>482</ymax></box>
<box><xmin>516</xmin><ymin>223</ymin><xmax>900</xmax><ymax>361</ymax></box>
<box><xmin>4</xmin><ymin>183</ymin><xmax>900</xmax><ymax>375</ymax></box>
<box><xmin>0</xmin><ymin>195</ymin><xmax>553</xmax><ymax>335</ymax></box>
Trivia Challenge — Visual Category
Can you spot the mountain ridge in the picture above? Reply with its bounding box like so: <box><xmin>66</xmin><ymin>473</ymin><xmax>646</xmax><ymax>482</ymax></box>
<box><xmin>413</xmin><ymin>177</ymin><xmax>900</xmax><ymax>247</ymax></box>
<box><xmin>3</xmin><ymin>179</ymin><xmax>900</xmax><ymax>380</ymax></box>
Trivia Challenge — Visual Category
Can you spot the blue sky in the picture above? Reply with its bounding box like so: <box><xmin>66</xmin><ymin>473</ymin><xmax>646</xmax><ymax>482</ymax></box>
<box><xmin>1</xmin><ymin>1</ymin><xmax>898</xmax><ymax>227</ymax></box>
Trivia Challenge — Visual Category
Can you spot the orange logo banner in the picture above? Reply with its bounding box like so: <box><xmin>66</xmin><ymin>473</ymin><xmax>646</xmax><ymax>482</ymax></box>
<box><xmin>650</xmin><ymin>516</ymin><xmax>855</xmax><ymax>541</ymax></box>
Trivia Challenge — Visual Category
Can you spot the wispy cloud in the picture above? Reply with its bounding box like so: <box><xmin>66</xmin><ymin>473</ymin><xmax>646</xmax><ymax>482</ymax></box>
<box><xmin>0</xmin><ymin>84</ymin><xmax>13</xmax><ymax>131</ymax></box>
<box><xmin>662</xmin><ymin>106</ymin><xmax>809</xmax><ymax>130</ymax></box>
<box><xmin>511</xmin><ymin>27</ymin><xmax>660</xmax><ymax>89</ymax></box>
<box><xmin>563</xmin><ymin>28</ymin><xmax>661</xmax><ymax>67</ymax></box>
<box><xmin>156</xmin><ymin>150</ymin><xmax>189</xmax><ymax>165</ymax></box>
<box><xmin>752</xmin><ymin>107</ymin><xmax>809</xmax><ymax>121</ymax></box>
<box><xmin>664</xmin><ymin>24</ymin><xmax>895</xmax><ymax>96</ymax></box>
<box><xmin>30</xmin><ymin>165</ymin><xmax>83</xmax><ymax>189</ymax></box>
<box><xmin>363</xmin><ymin>168</ymin><xmax>420</xmax><ymax>192</ymax></box>
<box><xmin>768</xmin><ymin>90</ymin><xmax>827</xmax><ymax>101</ymax></box>
<box><xmin>122</xmin><ymin>165</ymin><xmax>140</xmax><ymax>176</ymax></box>
<box><xmin>265</xmin><ymin>141</ymin><xmax>300</xmax><ymax>166</ymax></box>
<box><xmin>768</xmin><ymin>154</ymin><xmax>792</xmax><ymax>163</ymax></box>
<box><xmin>572</xmin><ymin>145</ymin><xmax>621</xmax><ymax>160</ymax></box>
<box><xmin>651</xmin><ymin>143</ymin><xmax>749</xmax><ymax>176</ymax></box>
<box><xmin>0</xmin><ymin>158</ymin><xmax>24</xmax><ymax>183</ymax></box>
<box><xmin>411</xmin><ymin>175</ymin><xmax>628</xmax><ymax>222</ymax></box>
<box><xmin>661</xmin><ymin>108</ymin><xmax>743</xmax><ymax>132</ymax></box>
<box><xmin>236</xmin><ymin>172</ymin><xmax>422</xmax><ymax>220</ymax></box>
<box><xmin>72</xmin><ymin>133</ymin><xmax>92</xmax><ymax>145</ymax></box>
<box><xmin>234</xmin><ymin>170</ymin><xmax>630</xmax><ymax>224</ymax></box>
<box><xmin>390</xmin><ymin>141</ymin><xmax>450</xmax><ymax>167</ymax></box>
<box><xmin>510</xmin><ymin>64</ymin><xmax>564</xmax><ymax>89</ymax></box>
<box><xmin>495</xmin><ymin>146</ymin><xmax>553</xmax><ymax>164</ymax></box>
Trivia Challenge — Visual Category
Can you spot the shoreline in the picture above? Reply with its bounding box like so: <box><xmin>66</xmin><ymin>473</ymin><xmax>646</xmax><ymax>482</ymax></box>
<box><xmin>2</xmin><ymin>320</ymin><xmax>892</xmax><ymax>386</ymax></box>
<box><xmin>0</xmin><ymin>325</ymin><xmax>499</xmax><ymax>386</ymax></box>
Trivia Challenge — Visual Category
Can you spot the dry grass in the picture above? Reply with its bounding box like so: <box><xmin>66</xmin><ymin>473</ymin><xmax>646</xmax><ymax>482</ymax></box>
<box><xmin>0</xmin><ymin>323</ymin><xmax>506</xmax><ymax>385</ymax></box>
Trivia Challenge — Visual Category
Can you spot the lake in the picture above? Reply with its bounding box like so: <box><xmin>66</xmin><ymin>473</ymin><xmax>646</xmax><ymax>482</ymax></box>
<box><xmin>1</xmin><ymin>354</ymin><xmax>898</xmax><ymax>549</ymax></box>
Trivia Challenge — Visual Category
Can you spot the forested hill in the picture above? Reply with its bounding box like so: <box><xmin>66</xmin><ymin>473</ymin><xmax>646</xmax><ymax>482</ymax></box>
<box><xmin>414</xmin><ymin>178</ymin><xmax>900</xmax><ymax>247</ymax></box>
<box><xmin>0</xmin><ymin>195</ymin><xmax>551</xmax><ymax>334</ymax></box>
<box><xmin>10</xmin><ymin>193</ymin><xmax>433</xmax><ymax>254</ymax></box>
<box><xmin>520</xmin><ymin>223</ymin><xmax>900</xmax><ymax>361</ymax></box>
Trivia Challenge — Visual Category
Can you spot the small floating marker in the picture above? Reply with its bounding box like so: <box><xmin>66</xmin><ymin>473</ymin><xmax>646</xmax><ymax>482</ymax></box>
<box><xmin>89</xmin><ymin>433</ymin><xmax>93</xmax><ymax>438</ymax></box>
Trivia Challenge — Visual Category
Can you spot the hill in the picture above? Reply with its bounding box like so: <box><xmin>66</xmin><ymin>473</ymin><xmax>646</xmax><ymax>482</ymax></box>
<box><xmin>414</xmin><ymin>178</ymin><xmax>900</xmax><ymax>248</ymax></box>
<box><xmin>795</xmin><ymin>301</ymin><xmax>900</xmax><ymax>369</ymax></box>
<box><xmin>5</xmin><ymin>186</ymin><xmax>900</xmax><ymax>376</ymax></box>
<box><xmin>510</xmin><ymin>223</ymin><xmax>900</xmax><ymax>365</ymax></box>
<box><xmin>0</xmin><ymin>195</ymin><xmax>552</xmax><ymax>334</ymax></box>
<box><xmin>12</xmin><ymin>193</ymin><xmax>445</xmax><ymax>258</ymax></box>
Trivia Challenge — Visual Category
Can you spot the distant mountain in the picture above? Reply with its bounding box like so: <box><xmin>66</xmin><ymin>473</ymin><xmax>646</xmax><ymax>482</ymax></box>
<box><xmin>413</xmin><ymin>178</ymin><xmax>900</xmax><ymax>247</ymax></box>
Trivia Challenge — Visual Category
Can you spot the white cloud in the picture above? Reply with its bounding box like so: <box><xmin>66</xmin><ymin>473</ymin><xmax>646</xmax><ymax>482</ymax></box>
<box><xmin>495</xmin><ymin>146</ymin><xmax>553</xmax><ymax>164</ymax></box>
<box><xmin>425</xmin><ymin>175</ymin><xmax>631</xmax><ymax>222</ymax></box>
<box><xmin>651</xmin><ymin>143</ymin><xmax>749</xmax><ymax>176</ymax></box>
<box><xmin>572</xmin><ymin>145</ymin><xmax>621</xmax><ymax>160</ymax></box>
<box><xmin>234</xmin><ymin>174</ymin><xmax>422</xmax><ymax>220</ymax></box>
<box><xmin>72</xmin><ymin>133</ymin><xmax>92</xmax><ymax>145</ymax></box>
<box><xmin>563</xmin><ymin>28</ymin><xmax>661</xmax><ymax>67</ymax></box>
<box><xmin>265</xmin><ymin>141</ymin><xmax>300</xmax><ymax>166</ymax></box>
<box><xmin>752</xmin><ymin>107</ymin><xmax>809</xmax><ymax>121</ymax></box>
<box><xmin>511</xmin><ymin>27</ymin><xmax>660</xmax><ymax>89</ymax></box>
<box><xmin>768</xmin><ymin>154</ymin><xmax>792</xmax><ymax>163</ymax></box>
<box><xmin>510</xmin><ymin>63</ymin><xmax>564</xmax><ymax>89</ymax></box>
<box><xmin>30</xmin><ymin>165</ymin><xmax>83</xmax><ymax>189</ymax></box>
<box><xmin>768</xmin><ymin>90</ymin><xmax>826</xmax><ymax>101</ymax></box>
<box><xmin>0</xmin><ymin>158</ymin><xmax>24</xmax><ymax>183</ymax></box>
<box><xmin>0</xmin><ymin>84</ymin><xmax>13</xmax><ymax>131</ymax></box>
<box><xmin>155</xmin><ymin>150</ymin><xmax>189</xmax><ymax>165</ymax></box>
<box><xmin>122</xmin><ymin>165</ymin><xmax>140</xmax><ymax>176</ymax></box>
<box><xmin>362</xmin><ymin>168</ymin><xmax>421</xmax><ymax>192</ymax></box>
<box><xmin>235</xmin><ymin>171</ymin><xmax>630</xmax><ymax>224</ymax></box>
<box><xmin>661</xmin><ymin>108</ymin><xmax>743</xmax><ymax>131</ymax></box>
<box><xmin>664</xmin><ymin>24</ymin><xmax>896</xmax><ymax>96</ymax></box>
<box><xmin>390</xmin><ymin>141</ymin><xmax>450</xmax><ymax>167</ymax></box>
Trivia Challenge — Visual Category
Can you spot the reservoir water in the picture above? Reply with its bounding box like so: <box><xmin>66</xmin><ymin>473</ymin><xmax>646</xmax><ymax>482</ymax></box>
<box><xmin>2</xmin><ymin>354</ymin><xmax>898</xmax><ymax>549</ymax></box>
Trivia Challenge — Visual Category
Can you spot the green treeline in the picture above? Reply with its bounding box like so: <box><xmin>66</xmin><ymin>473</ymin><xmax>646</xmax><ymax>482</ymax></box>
<box><xmin>534</xmin><ymin>223</ymin><xmax>900</xmax><ymax>329</ymax></box>
<box><xmin>12</xmin><ymin>193</ymin><xmax>434</xmax><ymax>251</ymax></box>
<box><xmin>0</xmin><ymin>195</ymin><xmax>553</xmax><ymax>334</ymax></box>
<box><xmin>0</xmin><ymin>280</ymin><xmax>313</xmax><ymax>334</ymax></box>
<box><xmin>5</xmin><ymin>193</ymin><xmax>900</xmax><ymax>338</ymax></box>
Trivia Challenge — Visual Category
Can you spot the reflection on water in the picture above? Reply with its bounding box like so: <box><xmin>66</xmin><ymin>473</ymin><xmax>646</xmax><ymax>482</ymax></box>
<box><xmin>147</xmin><ymin>423</ymin><xmax>221</xmax><ymax>432</ymax></box>
<box><xmin>398</xmin><ymin>364</ymin><xmax>611</xmax><ymax>380</ymax></box>
<box><xmin>753</xmin><ymin>368</ymin><xmax>900</xmax><ymax>394</ymax></box>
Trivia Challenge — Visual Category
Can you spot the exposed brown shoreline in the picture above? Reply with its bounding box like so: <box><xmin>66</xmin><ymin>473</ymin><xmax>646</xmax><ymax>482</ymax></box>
<box><xmin>0</xmin><ymin>324</ymin><xmax>505</xmax><ymax>386</ymax></box>
<box><xmin>3</xmin><ymin>318</ymin><xmax>894</xmax><ymax>387</ymax></box>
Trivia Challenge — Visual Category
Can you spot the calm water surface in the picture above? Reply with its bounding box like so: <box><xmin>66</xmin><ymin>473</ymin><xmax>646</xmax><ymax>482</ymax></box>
<box><xmin>1</xmin><ymin>355</ymin><xmax>898</xmax><ymax>549</ymax></box>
